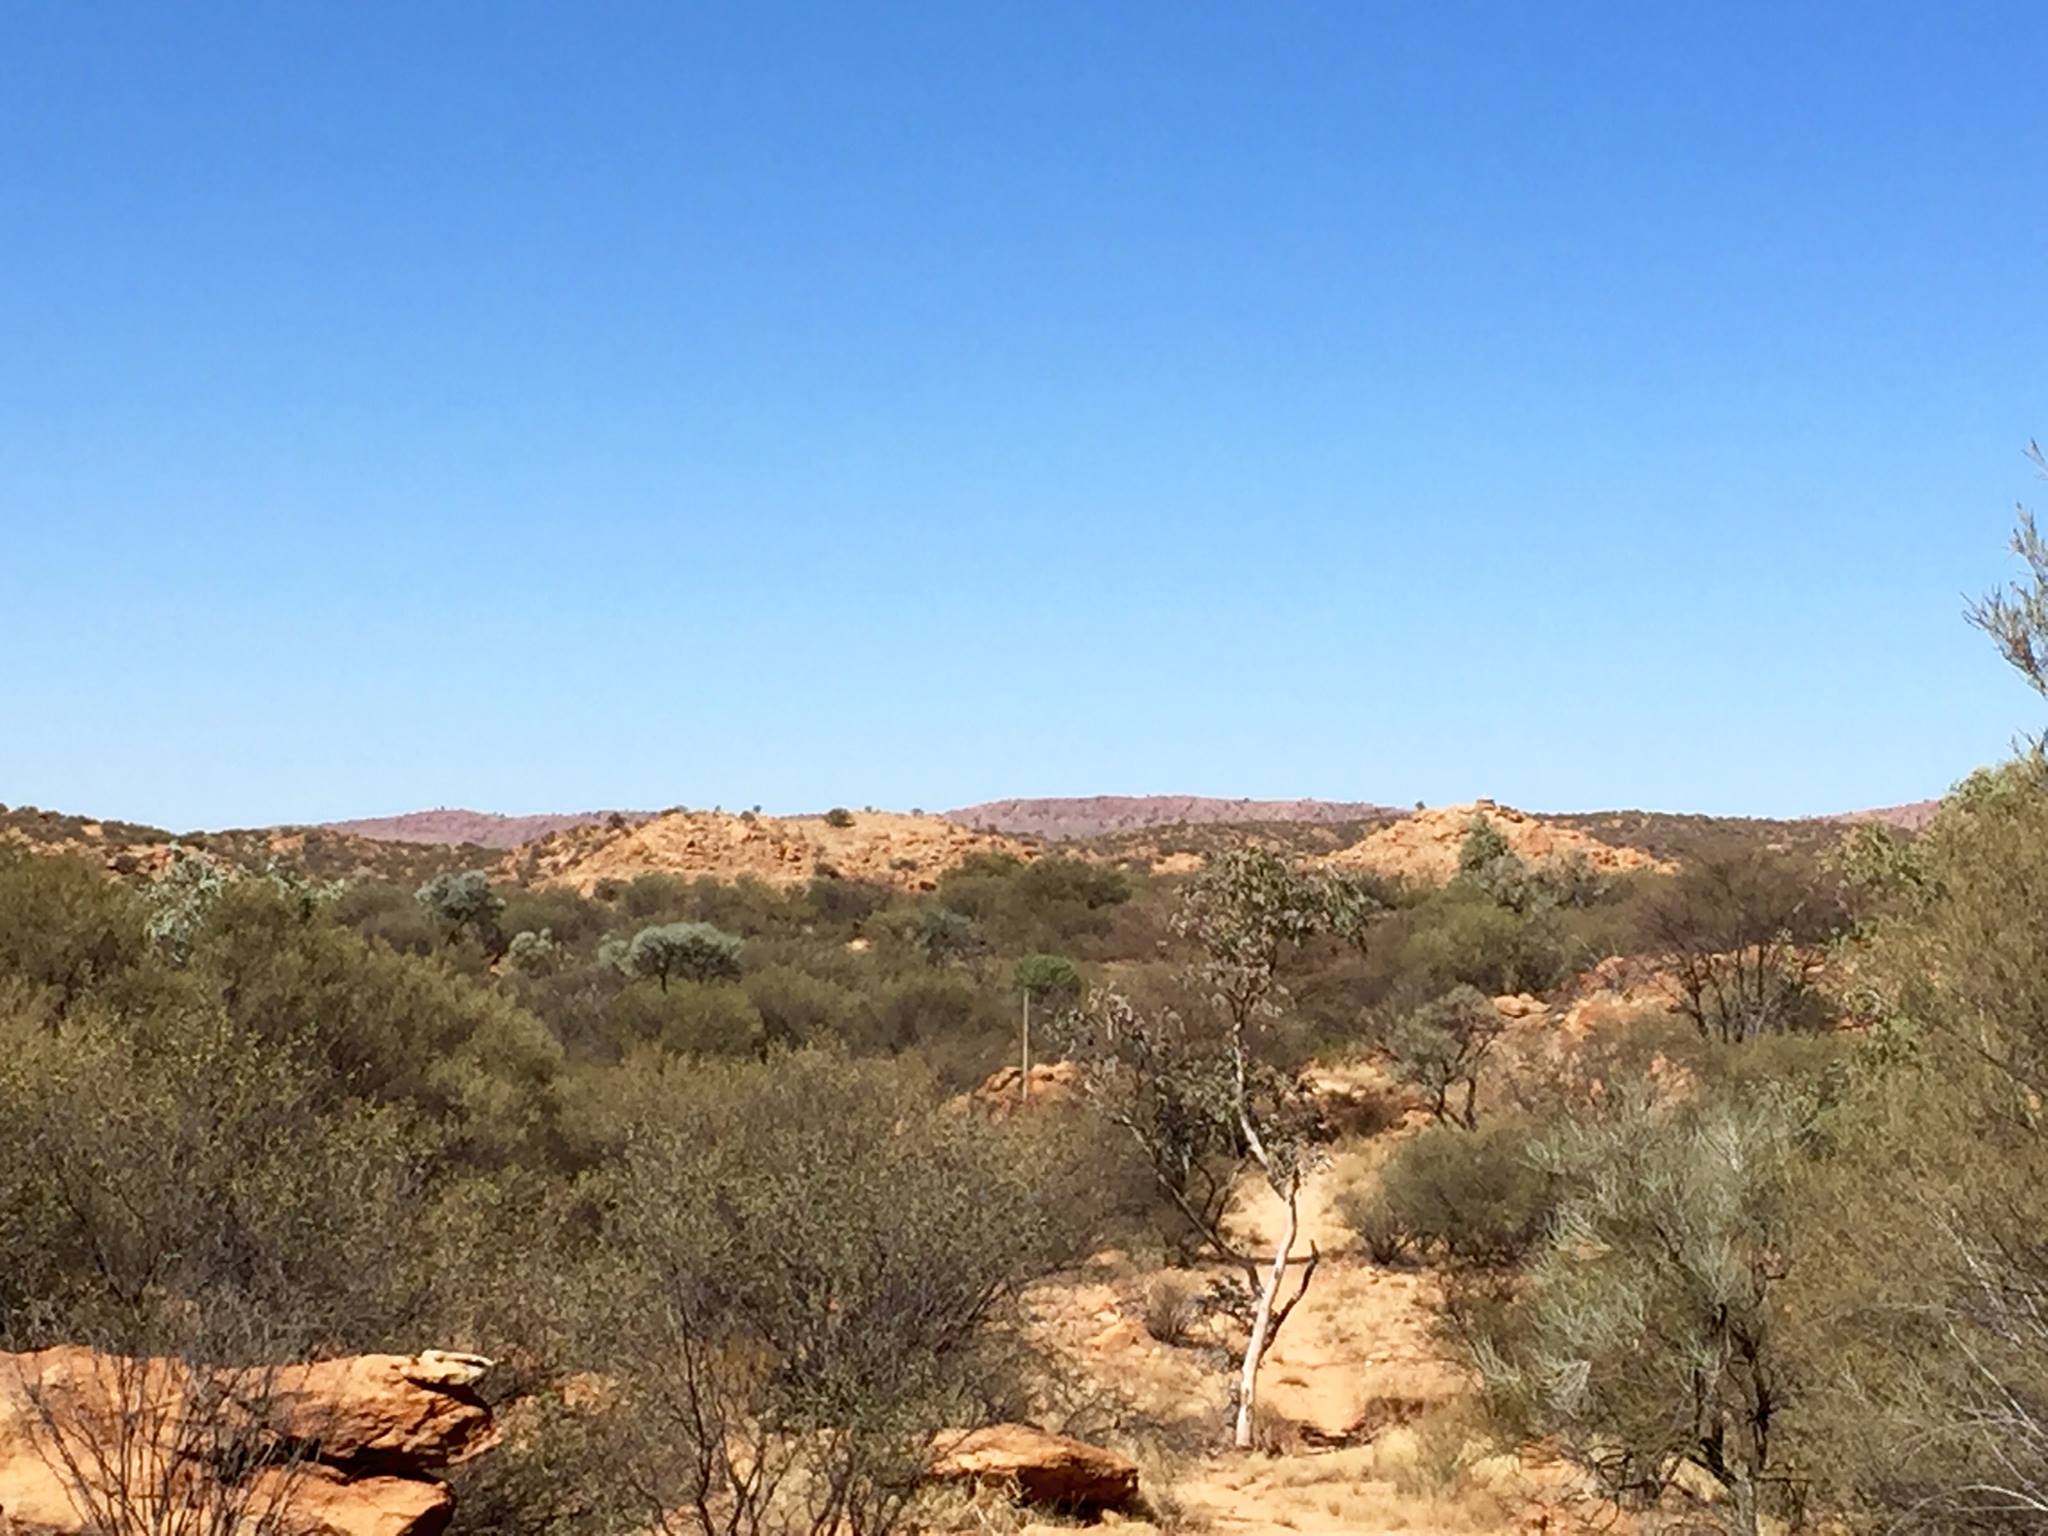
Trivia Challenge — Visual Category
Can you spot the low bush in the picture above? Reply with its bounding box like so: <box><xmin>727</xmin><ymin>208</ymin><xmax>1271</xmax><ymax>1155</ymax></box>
<box><xmin>603</xmin><ymin>980</ymin><xmax>763</xmax><ymax>1058</ymax></box>
<box><xmin>1140</xmin><ymin>1271</ymin><xmax>1201</xmax><ymax>1346</ymax></box>
<box><xmin>742</xmin><ymin>962</ymin><xmax>869</xmax><ymax>1049</ymax></box>
<box><xmin>581</xmin><ymin>1049</ymin><xmax>1095</xmax><ymax>1536</ymax></box>
<box><xmin>1357</xmin><ymin>1121</ymin><xmax>1556</xmax><ymax>1267</ymax></box>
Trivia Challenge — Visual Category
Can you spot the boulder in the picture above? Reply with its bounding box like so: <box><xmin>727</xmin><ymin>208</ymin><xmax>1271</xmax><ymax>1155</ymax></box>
<box><xmin>245</xmin><ymin>1463</ymin><xmax>453</xmax><ymax>1536</ymax></box>
<box><xmin>262</xmin><ymin>1351</ymin><xmax>497</xmax><ymax>1470</ymax></box>
<box><xmin>929</xmin><ymin>1424</ymin><xmax>1138</xmax><ymax>1512</ymax></box>
<box><xmin>962</xmin><ymin>1061</ymin><xmax>1084</xmax><ymax>1119</ymax></box>
<box><xmin>0</xmin><ymin>1347</ymin><xmax>493</xmax><ymax>1536</ymax></box>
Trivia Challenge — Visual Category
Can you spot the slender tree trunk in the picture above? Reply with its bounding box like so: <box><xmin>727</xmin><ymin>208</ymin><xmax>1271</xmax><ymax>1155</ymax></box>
<box><xmin>1233</xmin><ymin>1182</ymin><xmax>1299</xmax><ymax>1450</ymax></box>
<box><xmin>1728</xmin><ymin>1470</ymin><xmax>1760</xmax><ymax>1536</ymax></box>
<box><xmin>1020</xmin><ymin>990</ymin><xmax>1031</xmax><ymax>1109</ymax></box>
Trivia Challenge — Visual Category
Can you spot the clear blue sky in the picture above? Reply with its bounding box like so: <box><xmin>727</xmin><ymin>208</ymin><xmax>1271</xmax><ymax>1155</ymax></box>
<box><xmin>4</xmin><ymin>3</ymin><xmax>2046</xmax><ymax>830</ymax></box>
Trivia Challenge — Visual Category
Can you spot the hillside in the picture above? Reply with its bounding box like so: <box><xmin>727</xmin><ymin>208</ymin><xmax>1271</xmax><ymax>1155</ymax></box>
<box><xmin>1085</xmin><ymin>816</ymin><xmax>1391</xmax><ymax>871</ymax></box>
<box><xmin>0</xmin><ymin>802</ymin><xmax>483</xmax><ymax>884</ymax></box>
<box><xmin>506</xmin><ymin>808</ymin><xmax>1038</xmax><ymax>892</ymax></box>
<box><xmin>1827</xmin><ymin>799</ymin><xmax>1943</xmax><ymax>833</ymax></box>
<box><xmin>1327</xmin><ymin>800</ymin><xmax>1675</xmax><ymax>883</ymax></box>
<box><xmin>1541</xmin><ymin>807</ymin><xmax>1861</xmax><ymax>865</ymax></box>
<box><xmin>322</xmin><ymin>807</ymin><xmax>649</xmax><ymax>849</ymax></box>
<box><xmin>948</xmin><ymin>794</ymin><xmax>1401</xmax><ymax>840</ymax></box>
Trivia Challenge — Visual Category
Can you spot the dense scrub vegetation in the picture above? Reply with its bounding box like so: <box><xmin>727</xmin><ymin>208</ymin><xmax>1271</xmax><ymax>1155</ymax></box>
<box><xmin>0</xmin><ymin>789</ymin><xmax>1723</xmax><ymax>1530</ymax></box>
<box><xmin>12</xmin><ymin>497</ymin><xmax>2048</xmax><ymax>1532</ymax></box>
<box><xmin>1328</xmin><ymin>494</ymin><xmax>2048</xmax><ymax>1536</ymax></box>
<box><xmin>1319</xmin><ymin>765</ymin><xmax>2048</xmax><ymax>1534</ymax></box>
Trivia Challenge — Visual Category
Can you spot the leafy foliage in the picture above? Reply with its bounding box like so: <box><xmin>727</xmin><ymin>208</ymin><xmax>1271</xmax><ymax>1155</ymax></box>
<box><xmin>1012</xmin><ymin>951</ymin><xmax>1081</xmax><ymax>1001</ymax></box>
<box><xmin>1966</xmin><ymin>441</ymin><xmax>2048</xmax><ymax>697</ymax></box>
<box><xmin>1471</xmin><ymin>1089</ymin><xmax>1810</xmax><ymax>1535</ymax></box>
<box><xmin>608</xmin><ymin>921</ymin><xmax>745</xmax><ymax>991</ymax></box>
<box><xmin>1645</xmin><ymin>854</ymin><xmax>1839</xmax><ymax>1042</ymax></box>
<box><xmin>417</xmin><ymin>869</ymin><xmax>507</xmax><ymax>953</ymax></box>
<box><xmin>1345</xmin><ymin>1119</ymin><xmax>1555</xmax><ymax>1268</ymax></box>
<box><xmin>907</xmin><ymin>906</ymin><xmax>980</xmax><ymax>967</ymax></box>
<box><xmin>582</xmin><ymin>1051</ymin><xmax>1094</xmax><ymax>1536</ymax></box>
<box><xmin>1382</xmin><ymin>984</ymin><xmax>1505</xmax><ymax>1129</ymax></box>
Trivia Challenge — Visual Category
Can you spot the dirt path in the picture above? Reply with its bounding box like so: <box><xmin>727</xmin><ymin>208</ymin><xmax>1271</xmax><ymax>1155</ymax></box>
<box><xmin>1221</xmin><ymin>1143</ymin><xmax>1465</xmax><ymax>1446</ymax></box>
<box><xmin>1021</xmin><ymin>1128</ymin><xmax>1558</xmax><ymax>1535</ymax></box>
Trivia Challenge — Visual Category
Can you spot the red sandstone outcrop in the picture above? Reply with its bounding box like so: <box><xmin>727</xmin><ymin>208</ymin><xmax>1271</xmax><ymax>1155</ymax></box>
<box><xmin>928</xmin><ymin>1423</ymin><xmax>1138</xmax><ymax>1512</ymax></box>
<box><xmin>0</xmin><ymin>1348</ymin><xmax>494</xmax><ymax>1536</ymax></box>
<box><xmin>964</xmin><ymin>1061</ymin><xmax>1085</xmax><ymax>1118</ymax></box>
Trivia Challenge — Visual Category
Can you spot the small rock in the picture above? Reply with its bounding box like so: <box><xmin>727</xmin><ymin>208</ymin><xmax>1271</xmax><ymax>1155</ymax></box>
<box><xmin>929</xmin><ymin>1424</ymin><xmax>1139</xmax><ymax>1513</ymax></box>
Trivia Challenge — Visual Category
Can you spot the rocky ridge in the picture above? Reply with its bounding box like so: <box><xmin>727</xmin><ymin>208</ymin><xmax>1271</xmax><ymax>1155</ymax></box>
<box><xmin>506</xmin><ymin>809</ymin><xmax>1037</xmax><ymax>894</ymax></box>
<box><xmin>946</xmin><ymin>795</ymin><xmax>1400</xmax><ymax>841</ymax></box>
<box><xmin>320</xmin><ymin>809</ymin><xmax>649</xmax><ymax>850</ymax></box>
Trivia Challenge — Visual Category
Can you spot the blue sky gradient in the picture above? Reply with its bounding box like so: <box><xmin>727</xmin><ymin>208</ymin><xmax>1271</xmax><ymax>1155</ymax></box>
<box><xmin>4</xmin><ymin>3</ymin><xmax>2046</xmax><ymax>829</ymax></box>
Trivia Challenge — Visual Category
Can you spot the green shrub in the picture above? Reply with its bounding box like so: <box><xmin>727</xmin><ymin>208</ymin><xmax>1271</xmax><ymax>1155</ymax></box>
<box><xmin>0</xmin><ymin>989</ymin><xmax>446</xmax><ymax>1354</ymax></box>
<box><xmin>1471</xmin><ymin>1091</ymin><xmax>1806</xmax><ymax>1532</ymax></box>
<box><xmin>187</xmin><ymin>883</ymin><xmax>563</xmax><ymax>1163</ymax></box>
<box><xmin>607</xmin><ymin>921</ymin><xmax>744</xmax><ymax>990</ymax></box>
<box><xmin>863</xmin><ymin>971</ymin><xmax>1006</xmax><ymax>1085</ymax></box>
<box><xmin>416</xmin><ymin>870</ymin><xmax>507</xmax><ymax>953</ymax></box>
<box><xmin>1362</xmin><ymin>1121</ymin><xmax>1555</xmax><ymax>1267</ymax></box>
<box><xmin>1645</xmin><ymin>853</ymin><xmax>1840</xmax><ymax>1042</ymax></box>
<box><xmin>613</xmin><ymin>872</ymin><xmax>693</xmax><ymax>921</ymax></box>
<box><xmin>1382</xmin><ymin>984</ymin><xmax>1505</xmax><ymax>1128</ymax></box>
<box><xmin>501</xmin><ymin>963</ymin><xmax>627</xmax><ymax>1064</ymax></box>
<box><xmin>742</xmin><ymin>963</ymin><xmax>867</xmax><ymax>1049</ymax></box>
<box><xmin>505</xmin><ymin>928</ymin><xmax>565</xmax><ymax>977</ymax></box>
<box><xmin>580</xmin><ymin>1049</ymin><xmax>1096</xmax><ymax>1536</ymax></box>
<box><xmin>1141</xmin><ymin>1272</ymin><xmax>1201</xmax><ymax>1346</ymax></box>
<box><xmin>797</xmin><ymin>874</ymin><xmax>893</xmax><ymax>931</ymax></box>
<box><xmin>0</xmin><ymin>848</ymin><xmax>150</xmax><ymax>1021</ymax></box>
<box><xmin>603</xmin><ymin>981</ymin><xmax>763</xmax><ymax>1057</ymax></box>
<box><xmin>333</xmin><ymin>879</ymin><xmax>441</xmax><ymax>955</ymax></box>
<box><xmin>1395</xmin><ymin>885</ymin><xmax>1572</xmax><ymax>999</ymax></box>
<box><xmin>1012</xmin><ymin>952</ymin><xmax>1081</xmax><ymax>1002</ymax></box>
<box><xmin>936</xmin><ymin>854</ymin><xmax>1132</xmax><ymax>953</ymax></box>
<box><xmin>907</xmin><ymin>906</ymin><xmax>980</xmax><ymax>966</ymax></box>
<box><xmin>497</xmin><ymin>885</ymin><xmax>609</xmax><ymax>952</ymax></box>
<box><xmin>1341</xmin><ymin>1186</ymin><xmax>1413</xmax><ymax>1266</ymax></box>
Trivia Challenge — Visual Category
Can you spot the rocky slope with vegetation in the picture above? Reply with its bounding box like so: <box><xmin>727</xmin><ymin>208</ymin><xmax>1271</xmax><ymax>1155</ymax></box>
<box><xmin>504</xmin><ymin>807</ymin><xmax>1040</xmax><ymax>893</ymax></box>
<box><xmin>321</xmin><ymin>808</ymin><xmax>651</xmax><ymax>849</ymax></box>
<box><xmin>946</xmin><ymin>795</ymin><xmax>1402</xmax><ymax>840</ymax></box>
<box><xmin>1326</xmin><ymin>800</ymin><xmax>1674</xmax><ymax>883</ymax></box>
<box><xmin>0</xmin><ymin>802</ymin><xmax>485</xmax><ymax>885</ymax></box>
<box><xmin>0</xmin><ymin>1348</ymin><xmax>495</xmax><ymax>1536</ymax></box>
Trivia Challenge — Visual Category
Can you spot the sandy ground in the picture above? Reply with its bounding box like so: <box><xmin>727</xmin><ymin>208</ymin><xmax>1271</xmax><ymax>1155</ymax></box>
<box><xmin>1008</xmin><ymin>1125</ymin><xmax>1604</xmax><ymax>1536</ymax></box>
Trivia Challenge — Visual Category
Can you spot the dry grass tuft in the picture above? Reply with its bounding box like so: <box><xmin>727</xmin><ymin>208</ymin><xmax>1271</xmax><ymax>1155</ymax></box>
<box><xmin>1372</xmin><ymin>1400</ymin><xmax>1501</xmax><ymax>1500</ymax></box>
<box><xmin>1140</xmin><ymin>1273</ymin><xmax>1202</xmax><ymax>1348</ymax></box>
